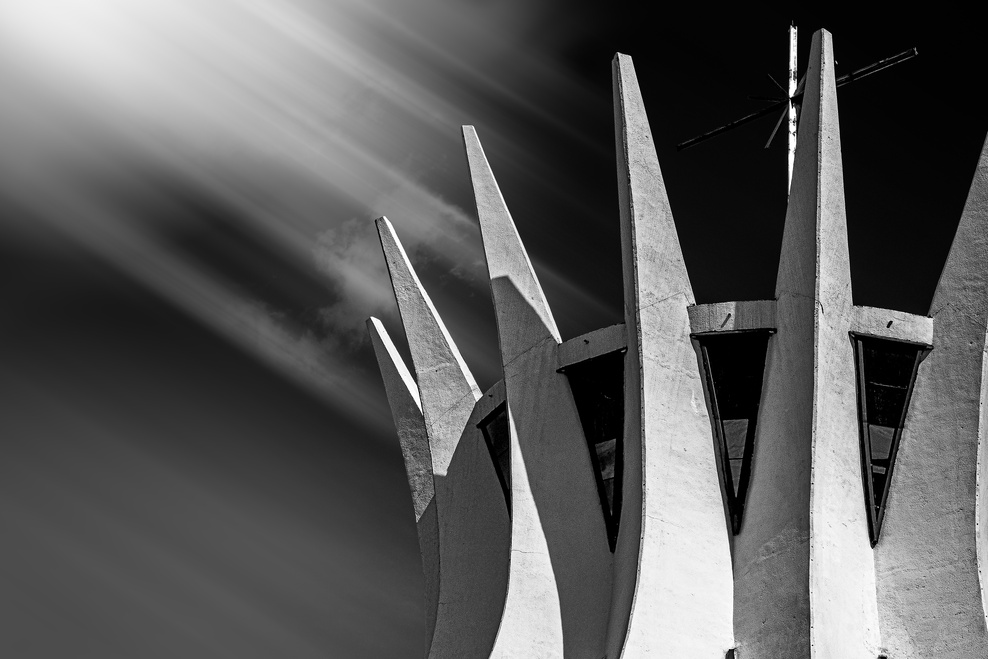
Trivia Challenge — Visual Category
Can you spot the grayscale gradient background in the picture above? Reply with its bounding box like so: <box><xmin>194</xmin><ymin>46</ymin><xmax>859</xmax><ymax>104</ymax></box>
<box><xmin>0</xmin><ymin>2</ymin><xmax>984</xmax><ymax>656</ymax></box>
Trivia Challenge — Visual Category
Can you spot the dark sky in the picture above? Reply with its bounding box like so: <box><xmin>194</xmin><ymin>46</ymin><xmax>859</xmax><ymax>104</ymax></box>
<box><xmin>1</xmin><ymin>2</ymin><xmax>985</xmax><ymax>656</ymax></box>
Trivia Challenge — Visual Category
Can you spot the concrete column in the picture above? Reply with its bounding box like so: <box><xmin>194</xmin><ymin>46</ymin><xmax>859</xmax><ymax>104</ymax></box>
<box><xmin>608</xmin><ymin>53</ymin><xmax>734</xmax><ymax>658</ymax></box>
<box><xmin>367</xmin><ymin>318</ymin><xmax>439</xmax><ymax>656</ymax></box>
<box><xmin>463</xmin><ymin>126</ymin><xmax>612</xmax><ymax>659</ymax></box>
<box><xmin>375</xmin><ymin>218</ymin><xmax>509</xmax><ymax>657</ymax></box>
<box><xmin>732</xmin><ymin>30</ymin><xmax>881</xmax><ymax>658</ymax></box>
<box><xmin>874</xmin><ymin>134</ymin><xmax>988</xmax><ymax>657</ymax></box>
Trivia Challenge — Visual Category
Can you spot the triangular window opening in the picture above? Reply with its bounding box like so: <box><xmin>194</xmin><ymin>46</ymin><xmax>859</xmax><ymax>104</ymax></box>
<box><xmin>479</xmin><ymin>403</ymin><xmax>510</xmax><ymax>513</ymax></box>
<box><xmin>852</xmin><ymin>334</ymin><xmax>930</xmax><ymax>546</ymax></box>
<box><xmin>696</xmin><ymin>330</ymin><xmax>773</xmax><ymax>535</ymax></box>
<box><xmin>561</xmin><ymin>349</ymin><xmax>625</xmax><ymax>551</ymax></box>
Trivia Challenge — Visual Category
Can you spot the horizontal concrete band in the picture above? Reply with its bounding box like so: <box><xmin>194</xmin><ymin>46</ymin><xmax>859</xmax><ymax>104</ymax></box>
<box><xmin>687</xmin><ymin>300</ymin><xmax>777</xmax><ymax>334</ymax></box>
<box><xmin>466</xmin><ymin>324</ymin><xmax>629</xmax><ymax>427</ymax></box>
<box><xmin>850</xmin><ymin>305</ymin><xmax>933</xmax><ymax>346</ymax></box>
<box><xmin>556</xmin><ymin>323</ymin><xmax>628</xmax><ymax>370</ymax></box>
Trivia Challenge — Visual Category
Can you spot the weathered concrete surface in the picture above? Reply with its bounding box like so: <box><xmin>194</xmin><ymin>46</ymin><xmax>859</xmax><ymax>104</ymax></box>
<box><xmin>467</xmin><ymin>379</ymin><xmax>506</xmax><ymax>429</ymax></box>
<box><xmin>688</xmin><ymin>300</ymin><xmax>777</xmax><ymax>334</ymax></box>
<box><xmin>608</xmin><ymin>53</ymin><xmax>734</xmax><ymax>658</ymax></box>
<box><xmin>366</xmin><ymin>318</ymin><xmax>439</xmax><ymax>655</ymax></box>
<box><xmin>875</xmin><ymin>134</ymin><xmax>988</xmax><ymax>658</ymax></box>
<box><xmin>375</xmin><ymin>218</ymin><xmax>509</xmax><ymax>658</ymax></box>
<box><xmin>376</xmin><ymin>216</ymin><xmax>481</xmax><ymax>475</ymax></box>
<box><xmin>850</xmin><ymin>305</ymin><xmax>933</xmax><ymax>345</ymax></box>
<box><xmin>556</xmin><ymin>323</ymin><xmax>627</xmax><ymax>369</ymax></box>
<box><xmin>732</xmin><ymin>30</ymin><xmax>881</xmax><ymax>658</ymax></box>
<box><xmin>463</xmin><ymin>126</ymin><xmax>612</xmax><ymax>658</ymax></box>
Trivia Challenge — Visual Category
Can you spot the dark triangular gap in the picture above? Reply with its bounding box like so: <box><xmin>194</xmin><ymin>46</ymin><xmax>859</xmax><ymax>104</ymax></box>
<box><xmin>560</xmin><ymin>349</ymin><xmax>625</xmax><ymax>551</ymax></box>
<box><xmin>852</xmin><ymin>334</ymin><xmax>930</xmax><ymax>546</ymax></box>
<box><xmin>695</xmin><ymin>330</ymin><xmax>772</xmax><ymax>535</ymax></box>
<box><xmin>478</xmin><ymin>403</ymin><xmax>511</xmax><ymax>513</ymax></box>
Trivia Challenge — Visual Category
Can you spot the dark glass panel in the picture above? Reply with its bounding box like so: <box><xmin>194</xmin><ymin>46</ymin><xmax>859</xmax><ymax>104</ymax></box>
<box><xmin>853</xmin><ymin>334</ymin><xmax>929</xmax><ymax>545</ymax></box>
<box><xmin>562</xmin><ymin>350</ymin><xmax>625</xmax><ymax>551</ymax></box>
<box><xmin>479</xmin><ymin>404</ymin><xmax>511</xmax><ymax>512</ymax></box>
<box><xmin>696</xmin><ymin>330</ymin><xmax>773</xmax><ymax>535</ymax></box>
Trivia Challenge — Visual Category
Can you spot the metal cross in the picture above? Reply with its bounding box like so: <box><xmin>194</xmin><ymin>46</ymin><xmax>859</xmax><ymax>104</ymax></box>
<box><xmin>676</xmin><ymin>25</ymin><xmax>918</xmax><ymax>194</ymax></box>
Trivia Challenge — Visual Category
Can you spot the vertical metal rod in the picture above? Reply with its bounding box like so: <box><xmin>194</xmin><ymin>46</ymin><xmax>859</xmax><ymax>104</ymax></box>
<box><xmin>787</xmin><ymin>24</ymin><xmax>798</xmax><ymax>193</ymax></box>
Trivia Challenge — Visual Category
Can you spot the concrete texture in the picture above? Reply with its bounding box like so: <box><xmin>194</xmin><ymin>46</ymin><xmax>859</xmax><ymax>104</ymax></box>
<box><xmin>609</xmin><ymin>52</ymin><xmax>734</xmax><ymax>658</ymax></box>
<box><xmin>875</xmin><ymin>133</ymin><xmax>988</xmax><ymax>658</ymax></box>
<box><xmin>556</xmin><ymin>323</ymin><xmax>627</xmax><ymax>369</ymax></box>
<box><xmin>366</xmin><ymin>318</ymin><xmax>439</xmax><ymax>655</ymax></box>
<box><xmin>688</xmin><ymin>300</ymin><xmax>777</xmax><ymax>334</ymax></box>
<box><xmin>376</xmin><ymin>218</ymin><xmax>509</xmax><ymax>658</ymax></box>
<box><xmin>850</xmin><ymin>305</ymin><xmax>933</xmax><ymax>346</ymax></box>
<box><xmin>732</xmin><ymin>30</ymin><xmax>881</xmax><ymax>658</ymax></box>
<box><xmin>463</xmin><ymin>126</ymin><xmax>612</xmax><ymax>659</ymax></box>
<box><xmin>467</xmin><ymin>379</ymin><xmax>507</xmax><ymax>430</ymax></box>
<box><xmin>367</xmin><ymin>30</ymin><xmax>988</xmax><ymax>659</ymax></box>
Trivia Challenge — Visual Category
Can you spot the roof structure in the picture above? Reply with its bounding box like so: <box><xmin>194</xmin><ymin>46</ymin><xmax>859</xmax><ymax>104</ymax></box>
<box><xmin>370</xmin><ymin>28</ymin><xmax>988</xmax><ymax>658</ymax></box>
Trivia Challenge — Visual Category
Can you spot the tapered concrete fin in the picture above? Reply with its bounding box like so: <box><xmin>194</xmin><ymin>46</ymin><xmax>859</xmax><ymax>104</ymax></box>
<box><xmin>366</xmin><ymin>317</ymin><xmax>439</xmax><ymax>657</ymax></box>
<box><xmin>612</xmin><ymin>52</ymin><xmax>694</xmax><ymax>306</ymax></box>
<box><xmin>366</xmin><ymin>317</ymin><xmax>433</xmax><ymax>520</ymax></box>
<box><xmin>874</xmin><ymin>133</ymin><xmax>988</xmax><ymax>656</ymax></box>
<box><xmin>462</xmin><ymin>133</ymin><xmax>610</xmax><ymax>658</ymax></box>
<box><xmin>735</xmin><ymin>30</ymin><xmax>880</xmax><ymax>658</ymax></box>
<box><xmin>775</xmin><ymin>31</ymin><xmax>851</xmax><ymax>302</ymax></box>
<box><xmin>375</xmin><ymin>216</ymin><xmax>481</xmax><ymax>476</ymax></box>
<box><xmin>607</xmin><ymin>53</ymin><xmax>733</xmax><ymax>658</ymax></box>
<box><xmin>929</xmin><ymin>134</ymin><xmax>988</xmax><ymax>315</ymax></box>
<box><xmin>462</xmin><ymin>126</ymin><xmax>560</xmax><ymax>363</ymax></box>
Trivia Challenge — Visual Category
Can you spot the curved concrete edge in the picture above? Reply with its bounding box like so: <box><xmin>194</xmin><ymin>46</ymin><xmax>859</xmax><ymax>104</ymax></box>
<box><xmin>367</xmin><ymin>317</ymin><xmax>439</xmax><ymax>657</ymax></box>
<box><xmin>375</xmin><ymin>216</ymin><xmax>481</xmax><ymax>476</ymax></box>
<box><xmin>489</xmin><ymin>337</ymin><xmax>612</xmax><ymax>659</ymax></box>
<box><xmin>850</xmin><ymin>305</ymin><xmax>933</xmax><ymax>345</ymax></box>
<box><xmin>366</xmin><ymin>318</ymin><xmax>432</xmax><ymax>518</ymax></box>
<box><xmin>466</xmin><ymin>379</ymin><xmax>506</xmax><ymax>429</ymax></box>
<box><xmin>688</xmin><ymin>300</ymin><xmax>777</xmax><ymax>335</ymax></box>
<box><xmin>464</xmin><ymin>127</ymin><xmax>611</xmax><ymax>658</ymax></box>
<box><xmin>462</xmin><ymin>125</ymin><xmax>560</xmax><ymax>362</ymax></box>
<box><xmin>427</xmin><ymin>419</ymin><xmax>510</xmax><ymax>659</ymax></box>
<box><xmin>375</xmin><ymin>217</ymin><xmax>506</xmax><ymax>658</ymax></box>
<box><xmin>734</xmin><ymin>29</ymin><xmax>881</xmax><ymax>658</ymax></box>
<box><xmin>489</xmin><ymin>404</ymin><xmax>565</xmax><ymax>659</ymax></box>
<box><xmin>610</xmin><ymin>52</ymin><xmax>734</xmax><ymax>658</ymax></box>
<box><xmin>876</xmin><ymin>132</ymin><xmax>988</xmax><ymax>658</ymax></box>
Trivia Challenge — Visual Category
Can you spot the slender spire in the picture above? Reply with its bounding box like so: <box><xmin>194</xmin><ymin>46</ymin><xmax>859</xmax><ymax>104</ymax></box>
<box><xmin>462</xmin><ymin>125</ymin><xmax>560</xmax><ymax>363</ymax></box>
<box><xmin>375</xmin><ymin>216</ymin><xmax>480</xmax><ymax>476</ymax></box>
<box><xmin>366</xmin><ymin>317</ymin><xmax>440</xmax><ymax>657</ymax></box>
<box><xmin>607</xmin><ymin>52</ymin><xmax>732</xmax><ymax>658</ymax></box>
<box><xmin>366</xmin><ymin>317</ymin><xmax>432</xmax><ymax>520</ymax></box>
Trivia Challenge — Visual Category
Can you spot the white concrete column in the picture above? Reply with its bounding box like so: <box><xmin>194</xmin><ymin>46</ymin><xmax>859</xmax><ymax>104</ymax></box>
<box><xmin>366</xmin><ymin>317</ymin><xmax>439</xmax><ymax>656</ymax></box>
<box><xmin>608</xmin><ymin>53</ymin><xmax>734</xmax><ymax>658</ymax></box>
<box><xmin>375</xmin><ymin>218</ymin><xmax>509</xmax><ymax>658</ymax></box>
<box><xmin>874</xmin><ymin>134</ymin><xmax>988</xmax><ymax>657</ymax></box>
<box><xmin>732</xmin><ymin>30</ymin><xmax>881</xmax><ymax>658</ymax></box>
<box><xmin>463</xmin><ymin>126</ymin><xmax>612</xmax><ymax>659</ymax></box>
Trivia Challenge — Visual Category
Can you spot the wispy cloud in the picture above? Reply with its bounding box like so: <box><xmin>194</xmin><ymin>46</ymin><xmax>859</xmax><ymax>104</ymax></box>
<box><xmin>0</xmin><ymin>0</ymin><xmax>611</xmax><ymax>421</ymax></box>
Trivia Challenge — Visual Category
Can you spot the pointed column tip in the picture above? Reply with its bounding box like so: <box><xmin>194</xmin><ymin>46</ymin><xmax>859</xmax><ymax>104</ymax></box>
<box><xmin>373</xmin><ymin>211</ymin><xmax>482</xmax><ymax>406</ymax></box>
<box><xmin>613</xmin><ymin>53</ymin><xmax>634</xmax><ymax>74</ymax></box>
<box><xmin>461</xmin><ymin>118</ymin><xmax>561</xmax><ymax>351</ymax></box>
<box><xmin>461</xmin><ymin>125</ymin><xmax>478</xmax><ymax>148</ymax></box>
<box><xmin>366</xmin><ymin>315</ymin><xmax>423</xmax><ymax>411</ymax></box>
